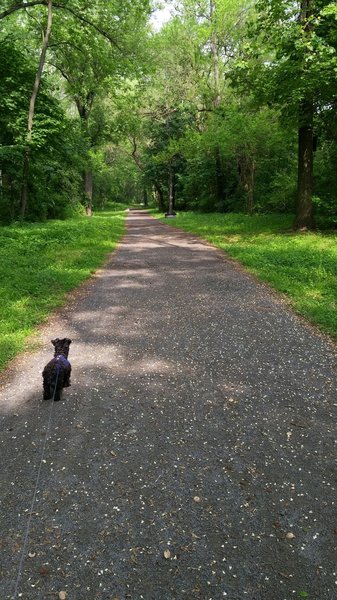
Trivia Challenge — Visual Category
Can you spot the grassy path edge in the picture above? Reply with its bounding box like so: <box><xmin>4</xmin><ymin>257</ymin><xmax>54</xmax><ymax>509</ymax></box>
<box><xmin>0</xmin><ymin>209</ymin><xmax>126</xmax><ymax>373</ymax></box>
<box><xmin>153</xmin><ymin>211</ymin><xmax>337</xmax><ymax>344</ymax></box>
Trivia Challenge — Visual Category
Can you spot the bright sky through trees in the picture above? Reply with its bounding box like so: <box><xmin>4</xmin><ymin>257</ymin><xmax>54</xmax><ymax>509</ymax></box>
<box><xmin>150</xmin><ymin>3</ymin><xmax>173</xmax><ymax>31</ymax></box>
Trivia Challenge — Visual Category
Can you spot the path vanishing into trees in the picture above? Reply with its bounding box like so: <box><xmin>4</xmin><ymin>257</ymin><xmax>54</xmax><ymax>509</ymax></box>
<box><xmin>1</xmin><ymin>211</ymin><xmax>337</xmax><ymax>600</ymax></box>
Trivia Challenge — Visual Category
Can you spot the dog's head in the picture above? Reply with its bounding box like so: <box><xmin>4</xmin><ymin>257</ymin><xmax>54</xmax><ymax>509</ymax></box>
<box><xmin>51</xmin><ymin>338</ymin><xmax>72</xmax><ymax>357</ymax></box>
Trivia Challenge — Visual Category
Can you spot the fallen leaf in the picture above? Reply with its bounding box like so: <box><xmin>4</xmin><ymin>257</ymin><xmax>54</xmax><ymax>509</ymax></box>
<box><xmin>279</xmin><ymin>571</ymin><xmax>290</xmax><ymax>579</ymax></box>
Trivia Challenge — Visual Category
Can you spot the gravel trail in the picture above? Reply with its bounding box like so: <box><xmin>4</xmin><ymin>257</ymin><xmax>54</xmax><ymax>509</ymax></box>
<box><xmin>1</xmin><ymin>210</ymin><xmax>336</xmax><ymax>600</ymax></box>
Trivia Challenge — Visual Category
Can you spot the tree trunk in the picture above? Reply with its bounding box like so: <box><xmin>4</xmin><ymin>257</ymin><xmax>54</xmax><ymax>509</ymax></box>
<box><xmin>74</xmin><ymin>93</ymin><xmax>95</xmax><ymax>216</ymax></box>
<box><xmin>143</xmin><ymin>187</ymin><xmax>148</xmax><ymax>207</ymax></box>
<box><xmin>155</xmin><ymin>185</ymin><xmax>164</xmax><ymax>211</ymax></box>
<box><xmin>20</xmin><ymin>0</ymin><xmax>53</xmax><ymax>218</ymax></box>
<box><xmin>84</xmin><ymin>169</ymin><xmax>93</xmax><ymax>216</ymax></box>
<box><xmin>209</xmin><ymin>0</ymin><xmax>221</xmax><ymax>109</ymax></box>
<box><xmin>245</xmin><ymin>157</ymin><xmax>255</xmax><ymax>215</ymax></box>
<box><xmin>215</xmin><ymin>147</ymin><xmax>226</xmax><ymax>209</ymax></box>
<box><xmin>209</xmin><ymin>5</ymin><xmax>225</xmax><ymax>211</ymax></box>
<box><xmin>168</xmin><ymin>167</ymin><xmax>175</xmax><ymax>215</ymax></box>
<box><xmin>294</xmin><ymin>98</ymin><xmax>314</xmax><ymax>229</ymax></box>
<box><xmin>238</xmin><ymin>154</ymin><xmax>255</xmax><ymax>214</ymax></box>
<box><xmin>294</xmin><ymin>0</ymin><xmax>315</xmax><ymax>230</ymax></box>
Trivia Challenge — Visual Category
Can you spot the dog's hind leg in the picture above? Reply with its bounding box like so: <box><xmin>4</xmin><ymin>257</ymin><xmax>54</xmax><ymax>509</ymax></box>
<box><xmin>53</xmin><ymin>388</ymin><xmax>61</xmax><ymax>401</ymax></box>
<box><xmin>52</xmin><ymin>369</ymin><xmax>64</xmax><ymax>401</ymax></box>
<box><xmin>63</xmin><ymin>368</ymin><xmax>71</xmax><ymax>387</ymax></box>
<box><xmin>51</xmin><ymin>381</ymin><xmax>62</xmax><ymax>401</ymax></box>
<box><xmin>43</xmin><ymin>380</ymin><xmax>52</xmax><ymax>400</ymax></box>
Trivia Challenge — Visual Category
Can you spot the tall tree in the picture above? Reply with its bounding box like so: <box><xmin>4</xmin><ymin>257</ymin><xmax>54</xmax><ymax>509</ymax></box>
<box><xmin>49</xmin><ymin>0</ymin><xmax>150</xmax><ymax>214</ymax></box>
<box><xmin>1</xmin><ymin>0</ymin><xmax>150</xmax><ymax>216</ymax></box>
<box><xmin>177</xmin><ymin>0</ymin><xmax>251</xmax><ymax>210</ymax></box>
<box><xmin>237</xmin><ymin>0</ymin><xmax>337</xmax><ymax>228</ymax></box>
<box><xmin>20</xmin><ymin>0</ymin><xmax>53</xmax><ymax>218</ymax></box>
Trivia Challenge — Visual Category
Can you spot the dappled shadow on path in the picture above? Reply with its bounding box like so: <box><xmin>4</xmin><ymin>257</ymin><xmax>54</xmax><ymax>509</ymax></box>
<box><xmin>1</xmin><ymin>212</ymin><xmax>337</xmax><ymax>600</ymax></box>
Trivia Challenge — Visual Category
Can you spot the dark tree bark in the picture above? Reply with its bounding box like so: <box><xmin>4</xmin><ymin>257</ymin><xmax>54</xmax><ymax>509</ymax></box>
<box><xmin>245</xmin><ymin>160</ymin><xmax>255</xmax><ymax>216</ymax></box>
<box><xmin>238</xmin><ymin>154</ymin><xmax>255</xmax><ymax>215</ymax></box>
<box><xmin>215</xmin><ymin>148</ymin><xmax>226</xmax><ymax>209</ymax></box>
<box><xmin>294</xmin><ymin>0</ymin><xmax>315</xmax><ymax>230</ymax></box>
<box><xmin>155</xmin><ymin>185</ymin><xmax>164</xmax><ymax>211</ymax></box>
<box><xmin>74</xmin><ymin>92</ymin><xmax>95</xmax><ymax>216</ymax></box>
<box><xmin>84</xmin><ymin>170</ymin><xmax>93</xmax><ymax>216</ymax></box>
<box><xmin>294</xmin><ymin>98</ymin><xmax>315</xmax><ymax>229</ymax></box>
<box><xmin>167</xmin><ymin>167</ymin><xmax>175</xmax><ymax>215</ymax></box>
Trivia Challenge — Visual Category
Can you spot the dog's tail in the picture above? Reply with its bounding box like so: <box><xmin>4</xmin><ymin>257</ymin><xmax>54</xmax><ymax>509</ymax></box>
<box><xmin>51</xmin><ymin>365</ymin><xmax>64</xmax><ymax>402</ymax></box>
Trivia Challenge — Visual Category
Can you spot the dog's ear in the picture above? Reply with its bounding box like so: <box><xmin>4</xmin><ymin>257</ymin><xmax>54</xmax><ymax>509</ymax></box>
<box><xmin>51</xmin><ymin>338</ymin><xmax>59</xmax><ymax>346</ymax></box>
<box><xmin>67</xmin><ymin>339</ymin><xmax>72</xmax><ymax>345</ymax></box>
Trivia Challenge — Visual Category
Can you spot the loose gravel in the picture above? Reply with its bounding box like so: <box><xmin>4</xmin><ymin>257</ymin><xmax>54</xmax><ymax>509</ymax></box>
<box><xmin>0</xmin><ymin>211</ymin><xmax>336</xmax><ymax>600</ymax></box>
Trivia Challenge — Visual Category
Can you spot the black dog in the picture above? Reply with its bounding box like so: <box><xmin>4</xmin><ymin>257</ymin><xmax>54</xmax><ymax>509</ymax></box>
<box><xmin>42</xmin><ymin>338</ymin><xmax>72</xmax><ymax>401</ymax></box>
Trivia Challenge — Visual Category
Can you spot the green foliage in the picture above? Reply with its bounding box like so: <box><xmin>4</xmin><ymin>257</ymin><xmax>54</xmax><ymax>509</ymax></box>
<box><xmin>230</xmin><ymin>0</ymin><xmax>337</xmax><ymax>221</ymax></box>
<box><xmin>92</xmin><ymin>147</ymin><xmax>142</xmax><ymax>207</ymax></box>
<box><xmin>0</xmin><ymin>209</ymin><xmax>126</xmax><ymax>371</ymax></box>
<box><xmin>175</xmin><ymin>102</ymin><xmax>298</xmax><ymax>213</ymax></box>
<box><xmin>0</xmin><ymin>0</ymin><xmax>151</xmax><ymax>222</ymax></box>
<box><xmin>1</xmin><ymin>0</ymin><xmax>337</xmax><ymax>224</ymax></box>
<box><xmin>108</xmin><ymin>0</ymin><xmax>337</xmax><ymax>219</ymax></box>
<box><xmin>0</xmin><ymin>36</ymin><xmax>86</xmax><ymax>222</ymax></box>
<box><xmin>157</xmin><ymin>211</ymin><xmax>337</xmax><ymax>340</ymax></box>
<box><xmin>237</xmin><ymin>0</ymin><xmax>337</xmax><ymax>114</ymax></box>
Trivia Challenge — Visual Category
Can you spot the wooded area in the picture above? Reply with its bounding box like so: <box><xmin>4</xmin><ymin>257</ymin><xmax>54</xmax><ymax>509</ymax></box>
<box><xmin>1</xmin><ymin>0</ymin><xmax>337</xmax><ymax>229</ymax></box>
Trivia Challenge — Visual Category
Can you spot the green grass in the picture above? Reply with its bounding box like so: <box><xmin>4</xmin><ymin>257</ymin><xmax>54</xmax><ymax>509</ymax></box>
<box><xmin>0</xmin><ymin>208</ymin><xmax>126</xmax><ymax>371</ymax></box>
<box><xmin>156</xmin><ymin>211</ymin><xmax>337</xmax><ymax>341</ymax></box>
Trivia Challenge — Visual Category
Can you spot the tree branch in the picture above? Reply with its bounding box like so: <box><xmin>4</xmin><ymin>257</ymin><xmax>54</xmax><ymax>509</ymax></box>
<box><xmin>129</xmin><ymin>136</ymin><xmax>144</xmax><ymax>171</ymax></box>
<box><xmin>0</xmin><ymin>1</ymin><xmax>46</xmax><ymax>20</ymax></box>
<box><xmin>0</xmin><ymin>0</ymin><xmax>123</xmax><ymax>53</ymax></box>
<box><xmin>48</xmin><ymin>60</ymin><xmax>73</xmax><ymax>84</ymax></box>
<box><xmin>53</xmin><ymin>2</ymin><xmax>123</xmax><ymax>52</ymax></box>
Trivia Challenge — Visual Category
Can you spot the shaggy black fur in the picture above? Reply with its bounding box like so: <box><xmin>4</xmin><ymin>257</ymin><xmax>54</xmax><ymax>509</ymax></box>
<box><xmin>42</xmin><ymin>338</ymin><xmax>72</xmax><ymax>401</ymax></box>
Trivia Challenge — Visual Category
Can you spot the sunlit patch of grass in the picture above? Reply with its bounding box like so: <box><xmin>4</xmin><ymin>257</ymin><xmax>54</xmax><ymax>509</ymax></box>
<box><xmin>0</xmin><ymin>210</ymin><xmax>126</xmax><ymax>371</ymax></box>
<box><xmin>156</xmin><ymin>211</ymin><xmax>337</xmax><ymax>340</ymax></box>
